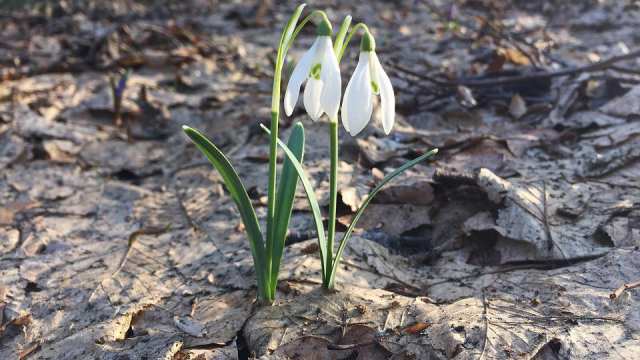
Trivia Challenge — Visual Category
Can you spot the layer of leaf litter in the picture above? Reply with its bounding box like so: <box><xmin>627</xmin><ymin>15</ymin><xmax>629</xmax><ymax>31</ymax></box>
<box><xmin>1</xmin><ymin>1</ymin><xmax>639</xmax><ymax>359</ymax></box>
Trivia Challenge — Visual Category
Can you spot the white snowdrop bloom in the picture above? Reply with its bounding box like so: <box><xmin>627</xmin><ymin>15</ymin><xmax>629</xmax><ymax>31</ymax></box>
<box><xmin>284</xmin><ymin>20</ymin><xmax>341</xmax><ymax>121</ymax></box>
<box><xmin>341</xmin><ymin>33</ymin><xmax>395</xmax><ymax>136</ymax></box>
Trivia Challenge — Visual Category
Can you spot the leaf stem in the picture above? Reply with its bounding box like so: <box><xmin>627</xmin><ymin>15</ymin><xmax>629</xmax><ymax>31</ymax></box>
<box><xmin>337</xmin><ymin>22</ymin><xmax>371</xmax><ymax>62</ymax></box>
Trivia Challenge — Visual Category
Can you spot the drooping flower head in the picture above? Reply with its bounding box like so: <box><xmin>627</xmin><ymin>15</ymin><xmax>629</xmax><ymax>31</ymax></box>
<box><xmin>341</xmin><ymin>31</ymin><xmax>395</xmax><ymax>136</ymax></box>
<box><xmin>284</xmin><ymin>16</ymin><xmax>341</xmax><ymax>121</ymax></box>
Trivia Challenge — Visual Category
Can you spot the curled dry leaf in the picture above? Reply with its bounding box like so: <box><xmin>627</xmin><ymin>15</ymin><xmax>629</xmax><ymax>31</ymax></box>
<box><xmin>402</xmin><ymin>321</ymin><xmax>430</xmax><ymax>334</ymax></box>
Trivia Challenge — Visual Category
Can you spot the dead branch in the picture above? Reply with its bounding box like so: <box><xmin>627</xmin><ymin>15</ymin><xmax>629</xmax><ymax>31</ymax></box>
<box><xmin>394</xmin><ymin>48</ymin><xmax>640</xmax><ymax>88</ymax></box>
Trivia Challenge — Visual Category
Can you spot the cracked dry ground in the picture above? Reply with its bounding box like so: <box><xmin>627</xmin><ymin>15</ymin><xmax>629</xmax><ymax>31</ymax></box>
<box><xmin>1</xmin><ymin>1</ymin><xmax>639</xmax><ymax>359</ymax></box>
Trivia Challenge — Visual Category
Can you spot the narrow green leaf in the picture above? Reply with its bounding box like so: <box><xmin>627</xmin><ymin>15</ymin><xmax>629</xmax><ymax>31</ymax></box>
<box><xmin>328</xmin><ymin>148</ymin><xmax>439</xmax><ymax>287</ymax></box>
<box><xmin>260</xmin><ymin>123</ymin><xmax>329</xmax><ymax>280</ymax></box>
<box><xmin>278</xmin><ymin>4</ymin><xmax>306</xmax><ymax>52</ymax></box>
<box><xmin>333</xmin><ymin>15</ymin><xmax>352</xmax><ymax>55</ymax></box>
<box><xmin>269</xmin><ymin>123</ymin><xmax>305</xmax><ymax>294</ymax></box>
<box><xmin>182</xmin><ymin>126</ymin><xmax>268</xmax><ymax>300</ymax></box>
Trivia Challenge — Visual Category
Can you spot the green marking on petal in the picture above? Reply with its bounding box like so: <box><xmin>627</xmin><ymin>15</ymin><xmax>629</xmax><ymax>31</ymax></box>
<box><xmin>310</xmin><ymin>63</ymin><xmax>322</xmax><ymax>80</ymax></box>
<box><xmin>371</xmin><ymin>80</ymin><xmax>380</xmax><ymax>94</ymax></box>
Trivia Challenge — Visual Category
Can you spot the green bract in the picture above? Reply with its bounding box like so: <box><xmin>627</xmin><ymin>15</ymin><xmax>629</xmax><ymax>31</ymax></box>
<box><xmin>182</xmin><ymin>4</ymin><xmax>438</xmax><ymax>305</ymax></box>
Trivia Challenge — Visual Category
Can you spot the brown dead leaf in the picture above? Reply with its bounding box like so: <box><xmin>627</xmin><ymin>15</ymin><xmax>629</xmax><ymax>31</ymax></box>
<box><xmin>402</xmin><ymin>322</ymin><xmax>431</xmax><ymax>334</ymax></box>
<box><xmin>18</xmin><ymin>343</ymin><xmax>40</xmax><ymax>360</ymax></box>
<box><xmin>0</xmin><ymin>201</ymin><xmax>39</xmax><ymax>225</ymax></box>
<box><xmin>487</xmin><ymin>52</ymin><xmax>506</xmax><ymax>73</ymax></box>
<box><xmin>0</xmin><ymin>228</ymin><xmax>20</xmax><ymax>255</ymax></box>
<box><xmin>0</xmin><ymin>134</ymin><xmax>26</xmax><ymax>168</ymax></box>
<box><xmin>42</xmin><ymin>140</ymin><xmax>80</xmax><ymax>163</ymax></box>
<box><xmin>301</xmin><ymin>242</ymin><xmax>320</xmax><ymax>255</ymax></box>
<box><xmin>335</xmin><ymin>324</ymin><xmax>391</xmax><ymax>360</ymax></box>
<box><xmin>339</xmin><ymin>204</ymin><xmax>431</xmax><ymax>237</ymax></box>
<box><xmin>600</xmin><ymin>85</ymin><xmax>640</xmax><ymax>118</ymax></box>
<box><xmin>272</xmin><ymin>336</ymin><xmax>333</xmax><ymax>360</ymax></box>
<box><xmin>371</xmin><ymin>167</ymin><xmax>384</xmax><ymax>181</ymax></box>
<box><xmin>356</xmin><ymin>137</ymin><xmax>406</xmax><ymax>165</ymax></box>
<box><xmin>375</xmin><ymin>181</ymin><xmax>434</xmax><ymax>206</ymax></box>
<box><xmin>499</xmin><ymin>47</ymin><xmax>530</xmax><ymax>66</ymax></box>
<box><xmin>173</xmin><ymin>316</ymin><xmax>207</xmax><ymax>338</ymax></box>
<box><xmin>0</xmin><ymin>313</ymin><xmax>31</xmax><ymax>337</ymax></box>
<box><xmin>340</xmin><ymin>186</ymin><xmax>365</xmax><ymax>213</ymax></box>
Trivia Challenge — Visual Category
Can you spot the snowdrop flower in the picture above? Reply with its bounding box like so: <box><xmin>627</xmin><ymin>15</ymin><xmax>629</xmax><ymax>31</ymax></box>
<box><xmin>284</xmin><ymin>18</ymin><xmax>341</xmax><ymax>121</ymax></box>
<box><xmin>341</xmin><ymin>32</ymin><xmax>395</xmax><ymax>136</ymax></box>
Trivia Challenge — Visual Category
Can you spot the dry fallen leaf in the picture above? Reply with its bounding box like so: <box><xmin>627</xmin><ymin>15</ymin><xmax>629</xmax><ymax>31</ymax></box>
<box><xmin>173</xmin><ymin>316</ymin><xmax>207</xmax><ymax>338</ymax></box>
<box><xmin>402</xmin><ymin>322</ymin><xmax>431</xmax><ymax>334</ymax></box>
<box><xmin>499</xmin><ymin>47</ymin><xmax>531</xmax><ymax>66</ymax></box>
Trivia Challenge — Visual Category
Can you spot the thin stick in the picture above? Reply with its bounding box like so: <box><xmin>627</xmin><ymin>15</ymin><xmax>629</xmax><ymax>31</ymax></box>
<box><xmin>393</xmin><ymin>48</ymin><xmax>640</xmax><ymax>88</ymax></box>
<box><xmin>610</xmin><ymin>280</ymin><xmax>640</xmax><ymax>300</ymax></box>
<box><xmin>459</xmin><ymin>49</ymin><xmax>640</xmax><ymax>87</ymax></box>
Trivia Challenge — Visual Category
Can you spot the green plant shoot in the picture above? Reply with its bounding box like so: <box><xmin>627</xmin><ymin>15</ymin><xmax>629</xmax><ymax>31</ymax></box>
<box><xmin>182</xmin><ymin>4</ymin><xmax>438</xmax><ymax>304</ymax></box>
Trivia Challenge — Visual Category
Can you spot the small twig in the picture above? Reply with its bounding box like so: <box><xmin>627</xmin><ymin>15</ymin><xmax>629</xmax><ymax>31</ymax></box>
<box><xmin>389</xmin><ymin>63</ymin><xmax>452</xmax><ymax>86</ymax></box>
<box><xmin>459</xmin><ymin>49</ymin><xmax>640</xmax><ymax>87</ymax></box>
<box><xmin>327</xmin><ymin>341</ymin><xmax>374</xmax><ymax>350</ymax></box>
<box><xmin>610</xmin><ymin>65</ymin><xmax>640</xmax><ymax>76</ymax></box>
<box><xmin>610</xmin><ymin>280</ymin><xmax>640</xmax><ymax>300</ymax></box>
<box><xmin>396</xmin><ymin>48</ymin><xmax>640</xmax><ymax>88</ymax></box>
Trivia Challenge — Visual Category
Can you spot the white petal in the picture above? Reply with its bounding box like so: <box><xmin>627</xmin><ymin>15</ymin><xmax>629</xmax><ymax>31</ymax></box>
<box><xmin>284</xmin><ymin>38</ymin><xmax>319</xmax><ymax>116</ymax></box>
<box><xmin>318</xmin><ymin>37</ymin><xmax>341</xmax><ymax>120</ymax></box>
<box><xmin>341</xmin><ymin>80</ymin><xmax>351</xmax><ymax>133</ymax></box>
<box><xmin>371</xmin><ymin>52</ymin><xmax>395</xmax><ymax>134</ymax></box>
<box><xmin>341</xmin><ymin>52</ymin><xmax>372</xmax><ymax>136</ymax></box>
<box><xmin>304</xmin><ymin>78</ymin><xmax>323</xmax><ymax>121</ymax></box>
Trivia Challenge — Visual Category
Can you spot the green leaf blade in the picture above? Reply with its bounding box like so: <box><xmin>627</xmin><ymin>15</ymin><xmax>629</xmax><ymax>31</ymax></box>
<box><xmin>278</xmin><ymin>4</ymin><xmax>306</xmax><ymax>52</ymax></box>
<box><xmin>182</xmin><ymin>125</ymin><xmax>269</xmax><ymax>300</ymax></box>
<box><xmin>328</xmin><ymin>148</ymin><xmax>439</xmax><ymax>287</ymax></box>
<box><xmin>260</xmin><ymin>123</ymin><xmax>329</xmax><ymax>281</ymax></box>
<box><xmin>269</xmin><ymin>122</ymin><xmax>305</xmax><ymax>294</ymax></box>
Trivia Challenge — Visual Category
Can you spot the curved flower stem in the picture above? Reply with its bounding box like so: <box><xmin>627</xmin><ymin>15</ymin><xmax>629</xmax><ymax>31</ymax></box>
<box><xmin>337</xmin><ymin>22</ymin><xmax>371</xmax><ymax>62</ymax></box>
<box><xmin>322</xmin><ymin>16</ymin><xmax>359</xmax><ymax>289</ymax></box>
<box><xmin>285</xmin><ymin>10</ymin><xmax>328</xmax><ymax>54</ymax></box>
<box><xmin>325</xmin><ymin>120</ymin><xmax>339</xmax><ymax>288</ymax></box>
